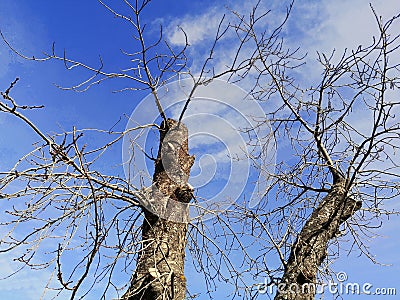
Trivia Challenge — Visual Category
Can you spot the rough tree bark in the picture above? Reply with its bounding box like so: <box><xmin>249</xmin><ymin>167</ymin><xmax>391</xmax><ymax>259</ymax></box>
<box><xmin>275</xmin><ymin>177</ymin><xmax>362</xmax><ymax>300</ymax></box>
<box><xmin>122</xmin><ymin>119</ymin><xmax>195</xmax><ymax>300</ymax></box>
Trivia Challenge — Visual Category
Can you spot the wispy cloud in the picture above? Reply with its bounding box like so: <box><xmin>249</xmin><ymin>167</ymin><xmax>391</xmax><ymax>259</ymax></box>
<box><xmin>167</xmin><ymin>7</ymin><xmax>224</xmax><ymax>47</ymax></box>
<box><xmin>0</xmin><ymin>2</ymin><xmax>46</xmax><ymax>79</ymax></box>
<box><xmin>0</xmin><ymin>251</ymin><xmax>55</xmax><ymax>300</ymax></box>
<box><xmin>286</xmin><ymin>0</ymin><xmax>400</xmax><ymax>81</ymax></box>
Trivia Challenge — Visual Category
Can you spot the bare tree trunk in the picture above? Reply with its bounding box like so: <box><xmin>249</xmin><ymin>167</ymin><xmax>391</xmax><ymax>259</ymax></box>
<box><xmin>274</xmin><ymin>179</ymin><xmax>362</xmax><ymax>300</ymax></box>
<box><xmin>123</xmin><ymin>119</ymin><xmax>195</xmax><ymax>300</ymax></box>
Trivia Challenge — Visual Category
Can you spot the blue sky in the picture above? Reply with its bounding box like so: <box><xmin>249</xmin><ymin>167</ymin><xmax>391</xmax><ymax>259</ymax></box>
<box><xmin>1</xmin><ymin>0</ymin><xmax>400</xmax><ymax>299</ymax></box>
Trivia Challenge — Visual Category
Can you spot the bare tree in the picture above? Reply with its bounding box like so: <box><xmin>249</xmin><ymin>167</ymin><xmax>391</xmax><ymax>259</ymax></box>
<box><xmin>1</xmin><ymin>1</ymin><xmax>400</xmax><ymax>300</ymax></box>
<box><xmin>228</xmin><ymin>4</ymin><xmax>400</xmax><ymax>299</ymax></box>
<box><xmin>1</xmin><ymin>0</ymin><xmax>196</xmax><ymax>298</ymax></box>
<box><xmin>1</xmin><ymin>0</ymin><xmax>266</xmax><ymax>298</ymax></box>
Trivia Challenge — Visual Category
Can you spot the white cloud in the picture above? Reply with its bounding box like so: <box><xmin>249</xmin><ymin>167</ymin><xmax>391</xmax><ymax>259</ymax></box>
<box><xmin>0</xmin><ymin>252</ymin><xmax>56</xmax><ymax>299</ymax></box>
<box><xmin>165</xmin><ymin>0</ymin><xmax>294</xmax><ymax>79</ymax></box>
<box><xmin>167</xmin><ymin>7</ymin><xmax>224</xmax><ymax>46</ymax></box>
<box><xmin>287</xmin><ymin>0</ymin><xmax>400</xmax><ymax>80</ymax></box>
<box><xmin>181</xmin><ymin>0</ymin><xmax>400</xmax><ymax>85</ymax></box>
<box><xmin>324</xmin><ymin>0</ymin><xmax>400</xmax><ymax>49</ymax></box>
<box><xmin>166</xmin><ymin>0</ymin><xmax>271</xmax><ymax>47</ymax></box>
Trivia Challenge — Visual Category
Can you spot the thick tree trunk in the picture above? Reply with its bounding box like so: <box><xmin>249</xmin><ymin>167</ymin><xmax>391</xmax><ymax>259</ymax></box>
<box><xmin>122</xmin><ymin>119</ymin><xmax>195</xmax><ymax>300</ymax></box>
<box><xmin>274</xmin><ymin>179</ymin><xmax>361</xmax><ymax>300</ymax></box>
